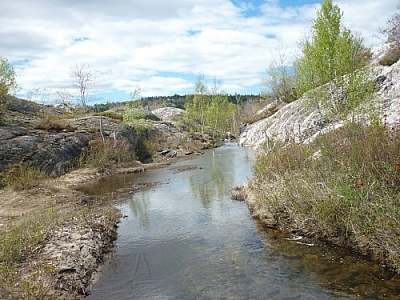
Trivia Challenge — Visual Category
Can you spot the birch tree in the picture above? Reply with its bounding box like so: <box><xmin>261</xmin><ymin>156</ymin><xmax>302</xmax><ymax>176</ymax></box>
<box><xmin>294</xmin><ymin>0</ymin><xmax>372</xmax><ymax>119</ymax></box>
<box><xmin>71</xmin><ymin>63</ymin><xmax>96</xmax><ymax>107</ymax></box>
<box><xmin>0</xmin><ymin>57</ymin><xmax>17</xmax><ymax>110</ymax></box>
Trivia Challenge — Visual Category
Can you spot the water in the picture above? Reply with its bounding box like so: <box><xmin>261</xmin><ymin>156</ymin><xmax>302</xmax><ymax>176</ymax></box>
<box><xmin>86</xmin><ymin>143</ymin><xmax>400</xmax><ymax>299</ymax></box>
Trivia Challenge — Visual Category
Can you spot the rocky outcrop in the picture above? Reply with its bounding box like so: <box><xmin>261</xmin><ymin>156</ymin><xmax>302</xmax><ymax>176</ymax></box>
<box><xmin>239</xmin><ymin>44</ymin><xmax>400</xmax><ymax>147</ymax></box>
<box><xmin>151</xmin><ymin>107</ymin><xmax>184</xmax><ymax>122</ymax></box>
<box><xmin>0</xmin><ymin>127</ymin><xmax>93</xmax><ymax>178</ymax></box>
<box><xmin>0</xmin><ymin>98</ymin><xmax>218</xmax><ymax>181</ymax></box>
<box><xmin>0</xmin><ymin>116</ymin><xmax>139</xmax><ymax>178</ymax></box>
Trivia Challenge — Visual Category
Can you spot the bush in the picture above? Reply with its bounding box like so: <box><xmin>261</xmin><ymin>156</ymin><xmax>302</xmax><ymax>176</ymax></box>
<box><xmin>97</xmin><ymin>111</ymin><xmax>123</xmax><ymax>121</ymax></box>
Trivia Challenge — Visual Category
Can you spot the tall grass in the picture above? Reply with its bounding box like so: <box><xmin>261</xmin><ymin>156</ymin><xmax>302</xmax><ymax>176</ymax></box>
<box><xmin>1</xmin><ymin>163</ymin><xmax>49</xmax><ymax>190</ymax></box>
<box><xmin>79</xmin><ymin>137</ymin><xmax>136</xmax><ymax>167</ymax></box>
<box><xmin>251</xmin><ymin>123</ymin><xmax>400</xmax><ymax>271</ymax></box>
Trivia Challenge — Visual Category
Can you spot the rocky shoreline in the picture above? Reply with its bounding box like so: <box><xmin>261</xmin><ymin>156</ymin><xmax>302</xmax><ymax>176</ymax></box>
<box><xmin>0</xmin><ymin>97</ymin><xmax>220</xmax><ymax>299</ymax></box>
<box><xmin>0</xmin><ymin>159</ymin><xmax>199</xmax><ymax>299</ymax></box>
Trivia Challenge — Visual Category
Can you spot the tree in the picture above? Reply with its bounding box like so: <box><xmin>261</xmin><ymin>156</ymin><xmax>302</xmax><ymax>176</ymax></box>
<box><xmin>183</xmin><ymin>74</ymin><xmax>210</xmax><ymax>133</ymax></box>
<box><xmin>206</xmin><ymin>80</ymin><xmax>237</xmax><ymax>137</ymax></box>
<box><xmin>183</xmin><ymin>76</ymin><xmax>238</xmax><ymax>136</ymax></box>
<box><xmin>381</xmin><ymin>5</ymin><xmax>400</xmax><ymax>45</ymax></box>
<box><xmin>264</xmin><ymin>50</ymin><xmax>297</xmax><ymax>103</ymax></box>
<box><xmin>71</xmin><ymin>63</ymin><xmax>96</xmax><ymax>107</ymax></box>
<box><xmin>56</xmin><ymin>89</ymin><xmax>74</xmax><ymax>105</ymax></box>
<box><xmin>379</xmin><ymin>6</ymin><xmax>400</xmax><ymax>66</ymax></box>
<box><xmin>294</xmin><ymin>0</ymin><xmax>372</xmax><ymax>119</ymax></box>
<box><xmin>0</xmin><ymin>57</ymin><xmax>17</xmax><ymax>110</ymax></box>
<box><xmin>123</xmin><ymin>86</ymin><xmax>146</xmax><ymax>124</ymax></box>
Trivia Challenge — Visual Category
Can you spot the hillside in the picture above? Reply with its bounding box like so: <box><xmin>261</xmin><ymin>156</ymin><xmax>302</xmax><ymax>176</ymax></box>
<box><xmin>239</xmin><ymin>43</ymin><xmax>400</xmax><ymax>147</ymax></box>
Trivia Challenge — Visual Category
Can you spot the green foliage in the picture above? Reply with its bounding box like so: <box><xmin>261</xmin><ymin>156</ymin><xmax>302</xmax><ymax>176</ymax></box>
<box><xmin>123</xmin><ymin>104</ymin><xmax>148</xmax><ymax>123</ymax></box>
<box><xmin>251</xmin><ymin>123</ymin><xmax>400</xmax><ymax>271</ymax></box>
<box><xmin>183</xmin><ymin>76</ymin><xmax>238</xmax><ymax>136</ymax></box>
<box><xmin>2</xmin><ymin>163</ymin><xmax>48</xmax><ymax>190</ymax></box>
<box><xmin>97</xmin><ymin>111</ymin><xmax>123</xmax><ymax>121</ymax></box>
<box><xmin>123</xmin><ymin>88</ymin><xmax>151</xmax><ymax>124</ymax></box>
<box><xmin>294</xmin><ymin>0</ymin><xmax>372</xmax><ymax>120</ymax></box>
<box><xmin>0</xmin><ymin>57</ymin><xmax>17</xmax><ymax>111</ymax></box>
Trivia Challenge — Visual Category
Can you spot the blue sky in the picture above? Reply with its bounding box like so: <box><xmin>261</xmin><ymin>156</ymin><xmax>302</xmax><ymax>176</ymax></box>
<box><xmin>0</xmin><ymin>0</ymin><xmax>397</xmax><ymax>104</ymax></box>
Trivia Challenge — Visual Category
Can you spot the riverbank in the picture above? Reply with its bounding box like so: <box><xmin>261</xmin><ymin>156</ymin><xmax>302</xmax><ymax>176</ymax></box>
<box><xmin>0</xmin><ymin>155</ymin><xmax>200</xmax><ymax>299</ymax></box>
<box><xmin>244</xmin><ymin>123</ymin><xmax>400</xmax><ymax>274</ymax></box>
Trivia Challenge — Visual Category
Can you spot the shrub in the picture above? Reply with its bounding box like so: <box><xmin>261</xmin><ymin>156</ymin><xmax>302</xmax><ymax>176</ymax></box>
<box><xmin>98</xmin><ymin>111</ymin><xmax>123</xmax><ymax>121</ymax></box>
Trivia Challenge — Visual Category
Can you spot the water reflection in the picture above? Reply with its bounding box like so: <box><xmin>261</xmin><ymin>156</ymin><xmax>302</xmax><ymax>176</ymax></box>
<box><xmin>189</xmin><ymin>145</ymin><xmax>251</xmax><ymax>209</ymax></box>
<box><xmin>86</xmin><ymin>144</ymin><xmax>400</xmax><ymax>299</ymax></box>
<box><xmin>129</xmin><ymin>194</ymin><xmax>151</xmax><ymax>229</ymax></box>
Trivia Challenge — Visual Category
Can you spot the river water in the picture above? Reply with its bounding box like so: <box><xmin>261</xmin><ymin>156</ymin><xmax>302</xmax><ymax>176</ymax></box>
<box><xmin>86</xmin><ymin>143</ymin><xmax>400</xmax><ymax>299</ymax></box>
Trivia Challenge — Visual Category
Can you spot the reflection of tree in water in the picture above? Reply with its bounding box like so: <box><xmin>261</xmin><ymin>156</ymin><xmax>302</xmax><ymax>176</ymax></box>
<box><xmin>189</xmin><ymin>152</ymin><xmax>235</xmax><ymax>209</ymax></box>
<box><xmin>129</xmin><ymin>193</ymin><xmax>151</xmax><ymax>228</ymax></box>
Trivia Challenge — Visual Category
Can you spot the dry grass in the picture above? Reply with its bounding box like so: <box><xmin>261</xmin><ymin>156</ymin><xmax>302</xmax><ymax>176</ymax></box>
<box><xmin>250</xmin><ymin>123</ymin><xmax>400</xmax><ymax>272</ymax></box>
<box><xmin>79</xmin><ymin>137</ymin><xmax>136</xmax><ymax>167</ymax></box>
<box><xmin>1</xmin><ymin>163</ymin><xmax>49</xmax><ymax>190</ymax></box>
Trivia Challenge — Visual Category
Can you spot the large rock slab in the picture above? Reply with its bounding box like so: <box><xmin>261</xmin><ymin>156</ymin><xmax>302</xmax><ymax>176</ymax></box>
<box><xmin>239</xmin><ymin>44</ymin><xmax>400</xmax><ymax>148</ymax></box>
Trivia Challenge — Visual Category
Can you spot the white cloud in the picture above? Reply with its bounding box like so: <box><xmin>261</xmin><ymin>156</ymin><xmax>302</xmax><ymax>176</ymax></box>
<box><xmin>0</xmin><ymin>0</ymin><xmax>397</xmax><ymax>101</ymax></box>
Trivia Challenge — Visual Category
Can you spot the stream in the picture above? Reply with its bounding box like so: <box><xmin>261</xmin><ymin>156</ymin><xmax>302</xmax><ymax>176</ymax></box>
<box><xmin>85</xmin><ymin>143</ymin><xmax>400</xmax><ymax>299</ymax></box>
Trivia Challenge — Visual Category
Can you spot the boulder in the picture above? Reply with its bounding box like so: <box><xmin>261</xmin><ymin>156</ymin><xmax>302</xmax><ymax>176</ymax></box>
<box><xmin>152</xmin><ymin>107</ymin><xmax>184</xmax><ymax>122</ymax></box>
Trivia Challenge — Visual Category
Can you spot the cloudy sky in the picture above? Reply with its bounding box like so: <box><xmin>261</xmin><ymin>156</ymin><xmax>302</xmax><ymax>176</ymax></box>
<box><xmin>1</xmin><ymin>0</ymin><xmax>397</xmax><ymax>103</ymax></box>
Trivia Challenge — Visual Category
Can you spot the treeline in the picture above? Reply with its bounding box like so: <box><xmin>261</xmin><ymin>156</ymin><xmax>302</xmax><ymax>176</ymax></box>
<box><xmin>91</xmin><ymin>93</ymin><xmax>261</xmax><ymax>113</ymax></box>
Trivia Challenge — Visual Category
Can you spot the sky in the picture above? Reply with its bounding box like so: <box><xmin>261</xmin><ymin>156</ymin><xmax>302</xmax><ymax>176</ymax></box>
<box><xmin>1</xmin><ymin>0</ymin><xmax>398</xmax><ymax>104</ymax></box>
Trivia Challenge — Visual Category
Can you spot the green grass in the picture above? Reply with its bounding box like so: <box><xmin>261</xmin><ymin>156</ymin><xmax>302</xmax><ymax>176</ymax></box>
<box><xmin>0</xmin><ymin>208</ymin><xmax>58</xmax><ymax>263</ymax></box>
<box><xmin>250</xmin><ymin>123</ymin><xmax>400</xmax><ymax>271</ymax></box>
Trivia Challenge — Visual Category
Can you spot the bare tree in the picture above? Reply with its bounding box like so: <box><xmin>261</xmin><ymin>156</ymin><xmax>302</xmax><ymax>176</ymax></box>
<box><xmin>56</xmin><ymin>89</ymin><xmax>73</xmax><ymax>105</ymax></box>
<box><xmin>381</xmin><ymin>5</ymin><xmax>400</xmax><ymax>45</ymax></box>
<box><xmin>264</xmin><ymin>49</ymin><xmax>296</xmax><ymax>103</ymax></box>
<box><xmin>71</xmin><ymin>63</ymin><xmax>96</xmax><ymax>106</ymax></box>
